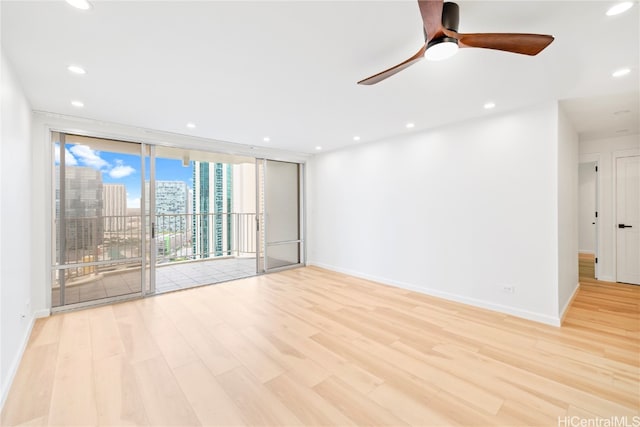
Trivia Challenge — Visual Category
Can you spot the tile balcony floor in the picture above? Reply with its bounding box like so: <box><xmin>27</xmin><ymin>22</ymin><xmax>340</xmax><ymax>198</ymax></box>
<box><xmin>52</xmin><ymin>257</ymin><xmax>257</xmax><ymax>307</ymax></box>
<box><xmin>156</xmin><ymin>257</ymin><xmax>257</xmax><ymax>293</ymax></box>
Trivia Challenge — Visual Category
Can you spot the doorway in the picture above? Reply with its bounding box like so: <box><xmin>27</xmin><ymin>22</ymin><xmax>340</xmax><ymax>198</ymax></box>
<box><xmin>152</xmin><ymin>147</ymin><xmax>259</xmax><ymax>293</ymax></box>
<box><xmin>578</xmin><ymin>161</ymin><xmax>598</xmax><ymax>280</ymax></box>
<box><xmin>52</xmin><ymin>133</ymin><xmax>304</xmax><ymax>311</ymax></box>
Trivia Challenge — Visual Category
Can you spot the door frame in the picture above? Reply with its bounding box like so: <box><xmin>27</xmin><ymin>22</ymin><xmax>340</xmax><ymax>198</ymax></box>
<box><xmin>579</xmin><ymin>154</ymin><xmax>600</xmax><ymax>279</ymax></box>
<box><xmin>613</xmin><ymin>149</ymin><xmax>640</xmax><ymax>284</ymax></box>
<box><xmin>145</xmin><ymin>144</ymin><xmax>157</xmax><ymax>296</ymax></box>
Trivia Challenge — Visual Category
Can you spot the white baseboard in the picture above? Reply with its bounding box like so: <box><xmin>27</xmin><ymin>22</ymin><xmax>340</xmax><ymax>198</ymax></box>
<box><xmin>597</xmin><ymin>275</ymin><xmax>615</xmax><ymax>283</ymax></box>
<box><xmin>309</xmin><ymin>261</ymin><xmax>562</xmax><ymax>327</ymax></box>
<box><xmin>0</xmin><ymin>313</ymin><xmax>37</xmax><ymax>412</ymax></box>
<box><xmin>560</xmin><ymin>282</ymin><xmax>580</xmax><ymax>323</ymax></box>
<box><xmin>34</xmin><ymin>308</ymin><xmax>51</xmax><ymax>319</ymax></box>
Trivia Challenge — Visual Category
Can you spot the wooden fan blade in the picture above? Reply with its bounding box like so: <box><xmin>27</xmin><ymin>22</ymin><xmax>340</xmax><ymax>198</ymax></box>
<box><xmin>357</xmin><ymin>44</ymin><xmax>427</xmax><ymax>85</ymax></box>
<box><xmin>443</xmin><ymin>29</ymin><xmax>554</xmax><ymax>55</ymax></box>
<box><xmin>418</xmin><ymin>0</ymin><xmax>445</xmax><ymax>42</ymax></box>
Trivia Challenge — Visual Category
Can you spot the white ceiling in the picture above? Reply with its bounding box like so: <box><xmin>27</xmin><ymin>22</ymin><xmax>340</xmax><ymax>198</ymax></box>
<box><xmin>2</xmin><ymin>1</ymin><xmax>638</xmax><ymax>154</ymax></box>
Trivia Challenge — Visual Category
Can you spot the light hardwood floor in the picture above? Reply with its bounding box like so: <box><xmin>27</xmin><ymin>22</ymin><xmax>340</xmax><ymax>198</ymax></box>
<box><xmin>578</xmin><ymin>252</ymin><xmax>595</xmax><ymax>281</ymax></box>
<box><xmin>2</xmin><ymin>266</ymin><xmax>638</xmax><ymax>426</ymax></box>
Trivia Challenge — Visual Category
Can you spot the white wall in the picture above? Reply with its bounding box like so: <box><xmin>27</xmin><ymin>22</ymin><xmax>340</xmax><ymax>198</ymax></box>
<box><xmin>557</xmin><ymin>106</ymin><xmax>579</xmax><ymax>317</ymax></box>
<box><xmin>580</xmin><ymin>134</ymin><xmax>640</xmax><ymax>282</ymax></box>
<box><xmin>233</xmin><ymin>163</ymin><xmax>256</xmax><ymax>213</ymax></box>
<box><xmin>308</xmin><ymin>103</ymin><xmax>562</xmax><ymax>325</ymax></box>
<box><xmin>578</xmin><ymin>162</ymin><xmax>597</xmax><ymax>253</ymax></box>
<box><xmin>0</xmin><ymin>53</ymin><xmax>34</xmax><ymax>407</ymax></box>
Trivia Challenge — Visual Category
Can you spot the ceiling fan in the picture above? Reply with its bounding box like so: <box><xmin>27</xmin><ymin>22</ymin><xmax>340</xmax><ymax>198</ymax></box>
<box><xmin>358</xmin><ymin>0</ymin><xmax>554</xmax><ymax>85</ymax></box>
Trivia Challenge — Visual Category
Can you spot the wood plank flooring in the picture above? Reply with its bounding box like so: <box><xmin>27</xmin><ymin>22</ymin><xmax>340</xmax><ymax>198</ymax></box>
<box><xmin>2</xmin><ymin>266</ymin><xmax>638</xmax><ymax>426</ymax></box>
<box><xmin>579</xmin><ymin>252</ymin><xmax>595</xmax><ymax>280</ymax></box>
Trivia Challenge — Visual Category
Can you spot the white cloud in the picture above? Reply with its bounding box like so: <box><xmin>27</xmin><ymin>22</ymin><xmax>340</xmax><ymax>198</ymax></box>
<box><xmin>109</xmin><ymin>162</ymin><xmax>136</xmax><ymax>179</ymax></box>
<box><xmin>54</xmin><ymin>144</ymin><xmax>78</xmax><ymax>166</ymax></box>
<box><xmin>69</xmin><ymin>144</ymin><xmax>108</xmax><ymax>170</ymax></box>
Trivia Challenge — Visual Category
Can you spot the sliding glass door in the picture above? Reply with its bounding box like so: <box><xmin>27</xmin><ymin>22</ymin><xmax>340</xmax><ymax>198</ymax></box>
<box><xmin>52</xmin><ymin>133</ymin><xmax>150</xmax><ymax>308</ymax></box>
<box><xmin>52</xmin><ymin>132</ymin><xmax>304</xmax><ymax>310</ymax></box>
<box><xmin>257</xmin><ymin>159</ymin><xmax>304</xmax><ymax>272</ymax></box>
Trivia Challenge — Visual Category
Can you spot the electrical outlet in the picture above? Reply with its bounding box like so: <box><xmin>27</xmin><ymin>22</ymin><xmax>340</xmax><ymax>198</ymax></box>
<box><xmin>21</xmin><ymin>299</ymin><xmax>31</xmax><ymax>320</ymax></box>
<box><xmin>502</xmin><ymin>286</ymin><xmax>515</xmax><ymax>293</ymax></box>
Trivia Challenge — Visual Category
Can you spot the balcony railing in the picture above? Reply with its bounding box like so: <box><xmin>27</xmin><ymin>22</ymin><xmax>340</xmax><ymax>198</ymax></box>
<box><xmin>55</xmin><ymin>212</ymin><xmax>258</xmax><ymax>282</ymax></box>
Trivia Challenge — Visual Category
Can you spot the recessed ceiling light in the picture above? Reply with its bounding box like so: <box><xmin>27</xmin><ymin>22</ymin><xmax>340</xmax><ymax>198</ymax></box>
<box><xmin>484</xmin><ymin>102</ymin><xmax>496</xmax><ymax>109</ymax></box>
<box><xmin>263</xmin><ymin>137</ymin><xmax>270</xmax><ymax>142</ymax></box>
<box><xmin>613</xmin><ymin>109</ymin><xmax>631</xmax><ymax>115</ymax></box>
<box><xmin>65</xmin><ymin>0</ymin><xmax>92</xmax><ymax>10</ymax></box>
<box><xmin>186</xmin><ymin>122</ymin><xmax>196</xmax><ymax>129</ymax></box>
<box><xmin>406</xmin><ymin>122</ymin><xmax>415</xmax><ymax>129</ymax></box>
<box><xmin>67</xmin><ymin>65</ymin><xmax>86</xmax><ymax>75</ymax></box>
<box><xmin>71</xmin><ymin>100</ymin><xmax>84</xmax><ymax>108</ymax></box>
<box><xmin>612</xmin><ymin>67</ymin><xmax>631</xmax><ymax>78</ymax></box>
<box><xmin>606</xmin><ymin>2</ymin><xmax>633</xmax><ymax>16</ymax></box>
<box><xmin>315</xmin><ymin>146</ymin><xmax>323</xmax><ymax>151</ymax></box>
<box><xmin>353</xmin><ymin>136</ymin><xmax>361</xmax><ymax>141</ymax></box>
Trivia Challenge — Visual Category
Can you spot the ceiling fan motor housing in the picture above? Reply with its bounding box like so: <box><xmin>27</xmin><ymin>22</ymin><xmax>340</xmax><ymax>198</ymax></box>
<box><xmin>426</xmin><ymin>2</ymin><xmax>460</xmax><ymax>49</ymax></box>
<box><xmin>442</xmin><ymin>2</ymin><xmax>460</xmax><ymax>32</ymax></box>
<box><xmin>426</xmin><ymin>3</ymin><xmax>459</xmax><ymax>50</ymax></box>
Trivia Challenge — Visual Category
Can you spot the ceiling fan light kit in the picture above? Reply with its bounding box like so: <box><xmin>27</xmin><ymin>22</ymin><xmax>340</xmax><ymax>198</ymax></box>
<box><xmin>425</xmin><ymin>38</ymin><xmax>459</xmax><ymax>61</ymax></box>
<box><xmin>358</xmin><ymin>0</ymin><xmax>554</xmax><ymax>85</ymax></box>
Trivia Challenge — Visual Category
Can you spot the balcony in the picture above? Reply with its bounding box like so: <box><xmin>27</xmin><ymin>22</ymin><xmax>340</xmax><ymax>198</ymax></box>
<box><xmin>53</xmin><ymin>212</ymin><xmax>258</xmax><ymax>306</ymax></box>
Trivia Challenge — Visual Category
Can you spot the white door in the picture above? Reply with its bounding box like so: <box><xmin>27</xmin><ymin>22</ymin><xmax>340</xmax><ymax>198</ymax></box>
<box><xmin>616</xmin><ymin>155</ymin><xmax>640</xmax><ymax>285</ymax></box>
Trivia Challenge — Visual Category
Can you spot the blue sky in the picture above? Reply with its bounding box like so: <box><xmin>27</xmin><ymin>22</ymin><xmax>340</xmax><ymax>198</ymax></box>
<box><xmin>55</xmin><ymin>143</ymin><xmax>193</xmax><ymax>208</ymax></box>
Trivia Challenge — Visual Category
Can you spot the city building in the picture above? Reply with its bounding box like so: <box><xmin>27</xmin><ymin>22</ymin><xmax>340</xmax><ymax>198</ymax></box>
<box><xmin>144</xmin><ymin>180</ymin><xmax>191</xmax><ymax>260</ymax></box>
<box><xmin>55</xmin><ymin>165</ymin><xmax>104</xmax><ymax>258</ymax></box>
<box><xmin>102</xmin><ymin>183</ymin><xmax>127</xmax><ymax>231</ymax></box>
<box><xmin>145</xmin><ymin>180</ymin><xmax>190</xmax><ymax>233</ymax></box>
<box><xmin>192</xmin><ymin>162</ymin><xmax>233</xmax><ymax>258</ymax></box>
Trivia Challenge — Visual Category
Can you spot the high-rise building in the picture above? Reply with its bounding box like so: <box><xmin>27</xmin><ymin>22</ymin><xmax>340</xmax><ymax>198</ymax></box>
<box><xmin>192</xmin><ymin>162</ymin><xmax>233</xmax><ymax>257</ymax></box>
<box><xmin>55</xmin><ymin>165</ymin><xmax>104</xmax><ymax>257</ymax></box>
<box><xmin>102</xmin><ymin>183</ymin><xmax>127</xmax><ymax>231</ymax></box>
<box><xmin>145</xmin><ymin>180</ymin><xmax>190</xmax><ymax>233</ymax></box>
<box><xmin>144</xmin><ymin>180</ymin><xmax>191</xmax><ymax>260</ymax></box>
